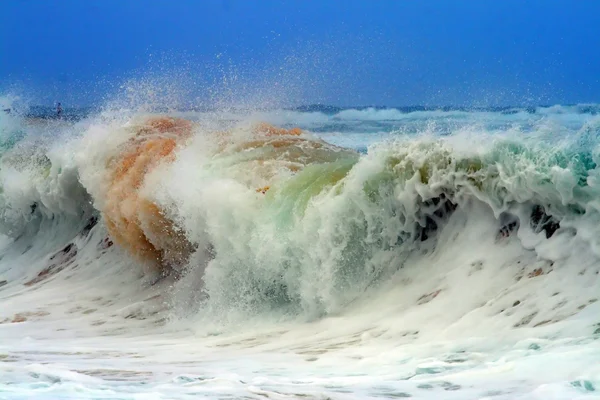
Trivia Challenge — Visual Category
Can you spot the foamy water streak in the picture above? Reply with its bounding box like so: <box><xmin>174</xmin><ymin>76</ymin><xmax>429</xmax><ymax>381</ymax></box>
<box><xmin>1</xmin><ymin>99</ymin><xmax>600</xmax><ymax>399</ymax></box>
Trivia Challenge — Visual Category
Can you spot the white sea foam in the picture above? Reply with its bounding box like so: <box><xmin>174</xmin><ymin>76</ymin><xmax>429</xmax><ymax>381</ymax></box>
<box><xmin>1</xmin><ymin>99</ymin><xmax>600</xmax><ymax>398</ymax></box>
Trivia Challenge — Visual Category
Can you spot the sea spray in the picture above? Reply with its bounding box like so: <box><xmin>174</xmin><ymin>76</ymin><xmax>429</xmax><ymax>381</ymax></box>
<box><xmin>1</xmin><ymin>101</ymin><xmax>600</xmax><ymax>398</ymax></box>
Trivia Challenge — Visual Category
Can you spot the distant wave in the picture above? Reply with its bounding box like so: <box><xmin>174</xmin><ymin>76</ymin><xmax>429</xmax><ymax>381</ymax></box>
<box><xmin>19</xmin><ymin>103</ymin><xmax>600</xmax><ymax>120</ymax></box>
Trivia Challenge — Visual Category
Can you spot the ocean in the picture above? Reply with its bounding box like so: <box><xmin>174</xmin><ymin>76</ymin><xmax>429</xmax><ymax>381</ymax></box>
<box><xmin>1</xmin><ymin>96</ymin><xmax>600</xmax><ymax>399</ymax></box>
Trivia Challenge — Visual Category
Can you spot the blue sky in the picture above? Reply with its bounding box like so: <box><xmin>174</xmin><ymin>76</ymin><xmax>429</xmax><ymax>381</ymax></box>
<box><xmin>1</xmin><ymin>0</ymin><xmax>599</xmax><ymax>107</ymax></box>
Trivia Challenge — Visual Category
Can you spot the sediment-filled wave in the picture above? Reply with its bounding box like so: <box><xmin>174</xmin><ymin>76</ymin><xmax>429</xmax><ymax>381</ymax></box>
<box><xmin>2</xmin><ymin>98</ymin><xmax>600</xmax><ymax>399</ymax></box>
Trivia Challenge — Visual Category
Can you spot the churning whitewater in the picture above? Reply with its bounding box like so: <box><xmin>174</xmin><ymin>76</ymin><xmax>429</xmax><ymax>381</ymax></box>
<box><xmin>1</xmin><ymin>97</ymin><xmax>600</xmax><ymax>399</ymax></box>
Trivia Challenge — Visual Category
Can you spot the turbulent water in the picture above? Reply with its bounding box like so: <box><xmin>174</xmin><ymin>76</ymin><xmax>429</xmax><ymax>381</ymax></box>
<box><xmin>2</xmin><ymin>97</ymin><xmax>600</xmax><ymax>399</ymax></box>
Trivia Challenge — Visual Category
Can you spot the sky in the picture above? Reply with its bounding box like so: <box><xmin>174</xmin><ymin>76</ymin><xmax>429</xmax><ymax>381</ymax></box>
<box><xmin>1</xmin><ymin>0</ymin><xmax>600</xmax><ymax>107</ymax></box>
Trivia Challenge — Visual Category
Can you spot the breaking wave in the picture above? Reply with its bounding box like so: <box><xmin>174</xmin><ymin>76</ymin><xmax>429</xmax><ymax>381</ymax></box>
<box><xmin>3</xmin><ymin>96</ymin><xmax>600</xmax><ymax>398</ymax></box>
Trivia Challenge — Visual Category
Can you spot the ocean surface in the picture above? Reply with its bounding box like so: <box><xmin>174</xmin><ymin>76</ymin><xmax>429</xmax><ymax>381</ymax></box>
<box><xmin>1</xmin><ymin>96</ymin><xmax>600</xmax><ymax>399</ymax></box>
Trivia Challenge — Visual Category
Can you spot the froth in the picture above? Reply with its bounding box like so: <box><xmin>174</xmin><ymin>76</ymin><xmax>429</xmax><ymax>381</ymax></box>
<box><xmin>85</xmin><ymin>115</ymin><xmax>331</xmax><ymax>276</ymax></box>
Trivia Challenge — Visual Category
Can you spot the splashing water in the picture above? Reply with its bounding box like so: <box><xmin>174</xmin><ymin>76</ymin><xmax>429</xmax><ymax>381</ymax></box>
<box><xmin>2</xmin><ymin>96</ymin><xmax>600</xmax><ymax>399</ymax></box>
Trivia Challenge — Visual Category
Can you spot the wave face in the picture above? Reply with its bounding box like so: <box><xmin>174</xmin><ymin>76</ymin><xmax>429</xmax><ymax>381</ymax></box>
<box><xmin>2</xmin><ymin>97</ymin><xmax>600</xmax><ymax>399</ymax></box>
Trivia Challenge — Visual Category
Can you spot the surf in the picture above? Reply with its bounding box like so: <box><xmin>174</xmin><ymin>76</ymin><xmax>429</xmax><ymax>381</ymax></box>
<box><xmin>2</xmin><ymin>98</ymin><xmax>600</xmax><ymax>398</ymax></box>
